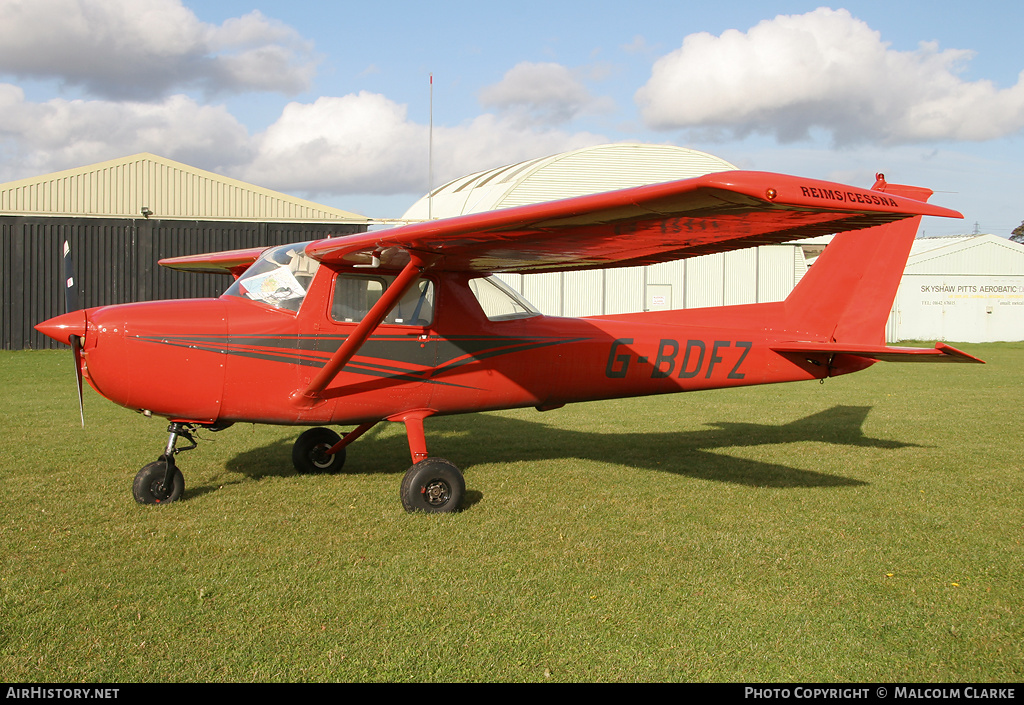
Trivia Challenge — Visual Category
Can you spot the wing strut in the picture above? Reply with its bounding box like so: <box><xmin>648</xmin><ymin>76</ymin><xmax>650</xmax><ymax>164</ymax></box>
<box><xmin>291</xmin><ymin>252</ymin><xmax>436</xmax><ymax>407</ymax></box>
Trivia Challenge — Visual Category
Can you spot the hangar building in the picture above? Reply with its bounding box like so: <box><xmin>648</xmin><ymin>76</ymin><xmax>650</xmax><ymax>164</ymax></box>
<box><xmin>405</xmin><ymin>143</ymin><xmax>1023</xmax><ymax>343</ymax></box>
<box><xmin>404</xmin><ymin>143</ymin><xmax>815</xmax><ymax>317</ymax></box>
<box><xmin>887</xmin><ymin>234</ymin><xmax>1024</xmax><ymax>343</ymax></box>
<box><xmin>1</xmin><ymin>153</ymin><xmax>368</xmax><ymax>349</ymax></box>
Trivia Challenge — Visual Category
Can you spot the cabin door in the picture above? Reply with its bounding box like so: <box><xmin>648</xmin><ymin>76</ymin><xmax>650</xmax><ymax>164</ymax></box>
<box><xmin>321</xmin><ymin>272</ymin><xmax>439</xmax><ymax>392</ymax></box>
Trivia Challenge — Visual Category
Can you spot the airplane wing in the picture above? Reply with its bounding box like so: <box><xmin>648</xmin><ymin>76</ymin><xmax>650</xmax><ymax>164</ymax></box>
<box><xmin>303</xmin><ymin>171</ymin><xmax>962</xmax><ymax>274</ymax></box>
<box><xmin>158</xmin><ymin>246</ymin><xmax>268</xmax><ymax>278</ymax></box>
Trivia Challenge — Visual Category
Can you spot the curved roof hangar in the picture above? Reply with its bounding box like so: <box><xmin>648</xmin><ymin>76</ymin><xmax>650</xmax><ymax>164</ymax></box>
<box><xmin>402</xmin><ymin>143</ymin><xmax>737</xmax><ymax>220</ymax></box>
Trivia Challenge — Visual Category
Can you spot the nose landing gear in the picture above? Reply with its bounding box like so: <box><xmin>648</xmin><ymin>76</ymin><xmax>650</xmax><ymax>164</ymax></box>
<box><xmin>132</xmin><ymin>422</ymin><xmax>196</xmax><ymax>505</ymax></box>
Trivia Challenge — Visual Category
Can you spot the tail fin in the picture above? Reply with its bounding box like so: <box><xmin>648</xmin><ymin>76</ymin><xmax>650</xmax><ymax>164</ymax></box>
<box><xmin>784</xmin><ymin>175</ymin><xmax>931</xmax><ymax>344</ymax></box>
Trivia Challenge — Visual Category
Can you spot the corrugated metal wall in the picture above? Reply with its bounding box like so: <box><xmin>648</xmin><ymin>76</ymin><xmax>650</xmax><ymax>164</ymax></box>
<box><xmin>905</xmin><ymin>243</ymin><xmax>1024</xmax><ymax>276</ymax></box>
<box><xmin>2</xmin><ymin>216</ymin><xmax>364</xmax><ymax>349</ymax></box>
<box><xmin>1</xmin><ymin>154</ymin><xmax>364</xmax><ymax>222</ymax></box>
<box><xmin>495</xmin><ymin>244</ymin><xmax>806</xmax><ymax>318</ymax></box>
<box><xmin>403</xmin><ymin>143</ymin><xmax>738</xmax><ymax>220</ymax></box>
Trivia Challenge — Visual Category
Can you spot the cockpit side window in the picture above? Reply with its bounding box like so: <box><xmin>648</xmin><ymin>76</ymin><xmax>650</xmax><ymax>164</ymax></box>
<box><xmin>332</xmin><ymin>275</ymin><xmax>385</xmax><ymax>322</ymax></box>
<box><xmin>224</xmin><ymin>243</ymin><xmax>320</xmax><ymax>313</ymax></box>
<box><xmin>469</xmin><ymin>275</ymin><xmax>540</xmax><ymax>321</ymax></box>
<box><xmin>331</xmin><ymin>273</ymin><xmax>434</xmax><ymax>326</ymax></box>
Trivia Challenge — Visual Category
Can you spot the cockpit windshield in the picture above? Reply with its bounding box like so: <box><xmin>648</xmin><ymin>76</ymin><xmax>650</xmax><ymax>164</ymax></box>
<box><xmin>224</xmin><ymin>243</ymin><xmax>320</xmax><ymax>312</ymax></box>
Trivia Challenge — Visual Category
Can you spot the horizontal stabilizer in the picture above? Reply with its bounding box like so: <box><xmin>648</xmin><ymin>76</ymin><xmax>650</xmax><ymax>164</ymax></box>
<box><xmin>771</xmin><ymin>341</ymin><xmax>984</xmax><ymax>364</ymax></box>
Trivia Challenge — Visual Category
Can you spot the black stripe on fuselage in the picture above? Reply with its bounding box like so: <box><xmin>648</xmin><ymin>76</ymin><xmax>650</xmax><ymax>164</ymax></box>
<box><xmin>131</xmin><ymin>333</ymin><xmax>587</xmax><ymax>386</ymax></box>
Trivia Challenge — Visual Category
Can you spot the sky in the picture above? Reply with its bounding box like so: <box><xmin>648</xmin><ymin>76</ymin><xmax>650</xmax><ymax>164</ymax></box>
<box><xmin>0</xmin><ymin>0</ymin><xmax>1021</xmax><ymax>237</ymax></box>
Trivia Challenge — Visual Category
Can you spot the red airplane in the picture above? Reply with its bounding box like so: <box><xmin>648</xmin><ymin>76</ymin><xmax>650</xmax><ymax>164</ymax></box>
<box><xmin>35</xmin><ymin>170</ymin><xmax>983</xmax><ymax>513</ymax></box>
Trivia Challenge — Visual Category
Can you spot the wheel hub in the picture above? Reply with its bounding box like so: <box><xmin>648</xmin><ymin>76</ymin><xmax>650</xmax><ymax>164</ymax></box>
<box><xmin>149</xmin><ymin>479</ymin><xmax>171</xmax><ymax>501</ymax></box>
<box><xmin>311</xmin><ymin>444</ymin><xmax>333</xmax><ymax>469</ymax></box>
<box><xmin>422</xmin><ymin>479</ymin><xmax>451</xmax><ymax>506</ymax></box>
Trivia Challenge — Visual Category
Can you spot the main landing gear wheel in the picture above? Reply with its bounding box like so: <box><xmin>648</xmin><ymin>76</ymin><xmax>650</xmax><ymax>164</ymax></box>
<box><xmin>400</xmin><ymin>458</ymin><xmax>465</xmax><ymax>514</ymax></box>
<box><xmin>292</xmin><ymin>427</ymin><xmax>346</xmax><ymax>474</ymax></box>
<box><xmin>132</xmin><ymin>460</ymin><xmax>184</xmax><ymax>504</ymax></box>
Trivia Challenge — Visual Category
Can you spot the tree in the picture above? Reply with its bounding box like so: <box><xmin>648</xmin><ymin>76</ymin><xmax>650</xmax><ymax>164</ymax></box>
<box><xmin>1012</xmin><ymin>220</ymin><xmax>1024</xmax><ymax>243</ymax></box>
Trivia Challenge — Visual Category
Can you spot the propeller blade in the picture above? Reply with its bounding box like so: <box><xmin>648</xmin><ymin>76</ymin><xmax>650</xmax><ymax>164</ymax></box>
<box><xmin>62</xmin><ymin>240</ymin><xmax>85</xmax><ymax>427</ymax></box>
<box><xmin>70</xmin><ymin>334</ymin><xmax>85</xmax><ymax>428</ymax></box>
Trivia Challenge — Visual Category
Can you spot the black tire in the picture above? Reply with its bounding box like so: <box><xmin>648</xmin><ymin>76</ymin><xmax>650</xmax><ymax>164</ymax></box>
<box><xmin>400</xmin><ymin>458</ymin><xmax>464</xmax><ymax>514</ymax></box>
<box><xmin>132</xmin><ymin>460</ymin><xmax>184</xmax><ymax>504</ymax></box>
<box><xmin>292</xmin><ymin>427</ymin><xmax>345</xmax><ymax>474</ymax></box>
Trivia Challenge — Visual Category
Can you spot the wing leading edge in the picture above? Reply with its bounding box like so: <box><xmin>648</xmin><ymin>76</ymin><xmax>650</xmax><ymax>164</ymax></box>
<box><xmin>304</xmin><ymin>171</ymin><xmax>962</xmax><ymax>274</ymax></box>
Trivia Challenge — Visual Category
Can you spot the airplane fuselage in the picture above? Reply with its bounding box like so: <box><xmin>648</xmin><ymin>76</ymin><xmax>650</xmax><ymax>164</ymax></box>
<box><xmin>70</xmin><ymin>267</ymin><xmax>850</xmax><ymax>428</ymax></box>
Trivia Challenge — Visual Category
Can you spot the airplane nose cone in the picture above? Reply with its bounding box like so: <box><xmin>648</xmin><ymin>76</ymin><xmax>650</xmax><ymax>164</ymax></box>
<box><xmin>80</xmin><ymin>299</ymin><xmax>228</xmax><ymax>422</ymax></box>
<box><xmin>35</xmin><ymin>310</ymin><xmax>87</xmax><ymax>345</ymax></box>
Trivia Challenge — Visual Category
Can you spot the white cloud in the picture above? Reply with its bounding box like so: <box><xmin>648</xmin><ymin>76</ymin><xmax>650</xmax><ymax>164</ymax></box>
<box><xmin>240</xmin><ymin>93</ymin><xmax>427</xmax><ymax>194</ymax></box>
<box><xmin>240</xmin><ymin>91</ymin><xmax>607</xmax><ymax>196</ymax></box>
<box><xmin>0</xmin><ymin>85</ymin><xmax>251</xmax><ymax>179</ymax></box>
<box><xmin>621</xmin><ymin>35</ymin><xmax>656</xmax><ymax>55</ymax></box>
<box><xmin>433</xmin><ymin>113</ymin><xmax>607</xmax><ymax>184</ymax></box>
<box><xmin>0</xmin><ymin>85</ymin><xmax>605</xmax><ymax>195</ymax></box>
<box><xmin>0</xmin><ymin>0</ymin><xmax>316</xmax><ymax>99</ymax></box>
<box><xmin>479</xmin><ymin>61</ymin><xmax>614</xmax><ymax>127</ymax></box>
<box><xmin>636</xmin><ymin>8</ymin><xmax>1024</xmax><ymax>145</ymax></box>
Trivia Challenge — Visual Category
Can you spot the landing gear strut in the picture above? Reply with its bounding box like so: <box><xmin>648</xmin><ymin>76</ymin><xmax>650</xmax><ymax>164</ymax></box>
<box><xmin>394</xmin><ymin>413</ymin><xmax>464</xmax><ymax>514</ymax></box>
<box><xmin>291</xmin><ymin>422</ymin><xmax>379</xmax><ymax>474</ymax></box>
<box><xmin>132</xmin><ymin>422</ymin><xmax>196</xmax><ymax>505</ymax></box>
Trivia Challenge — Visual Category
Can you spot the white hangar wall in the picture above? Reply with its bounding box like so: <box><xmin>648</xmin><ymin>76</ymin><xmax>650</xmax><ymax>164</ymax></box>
<box><xmin>886</xmin><ymin>235</ymin><xmax>1024</xmax><ymax>343</ymax></box>
<box><xmin>494</xmin><ymin>244</ymin><xmax>807</xmax><ymax>316</ymax></box>
<box><xmin>407</xmin><ymin>143</ymin><xmax>808</xmax><ymax>315</ymax></box>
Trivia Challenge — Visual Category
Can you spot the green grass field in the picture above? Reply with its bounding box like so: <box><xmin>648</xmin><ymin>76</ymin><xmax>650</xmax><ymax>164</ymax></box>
<box><xmin>1</xmin><ymin>344</ymin><xmax>1021</xmax><ymax>682</ymax></box>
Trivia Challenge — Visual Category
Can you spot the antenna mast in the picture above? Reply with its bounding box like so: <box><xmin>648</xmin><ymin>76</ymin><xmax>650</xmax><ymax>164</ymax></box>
<box><xmin>428</xmin><ymin>73</ymin><xmax>433</xmax><ymax>220</ymax></box>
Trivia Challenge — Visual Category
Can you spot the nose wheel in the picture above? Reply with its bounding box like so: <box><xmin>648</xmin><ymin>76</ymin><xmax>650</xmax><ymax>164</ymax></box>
<box><xmin>132</xmin><ymin>422</ymin><xmax>196</xmax><ymax>505</ymax></box>
<box><xmin>132</xmin><ymin>460</ymin><xmax>184</xmax><ymax>504</ymax></box>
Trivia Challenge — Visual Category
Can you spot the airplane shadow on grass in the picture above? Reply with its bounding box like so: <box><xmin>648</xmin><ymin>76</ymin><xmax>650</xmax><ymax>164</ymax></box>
<box><xmin>218</xmin><ymin>405</ymin><xmax>922</xmax><ymax>495</ymax></box>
